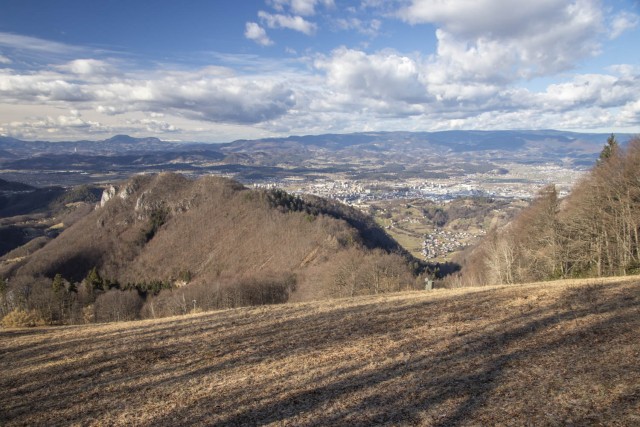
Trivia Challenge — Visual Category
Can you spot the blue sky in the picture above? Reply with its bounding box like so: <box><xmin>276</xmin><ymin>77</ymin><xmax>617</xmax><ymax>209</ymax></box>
<box><xmin>0</xmin><ymin>0</ymin><xmax>638</xmax><ymax>142</ymax></box>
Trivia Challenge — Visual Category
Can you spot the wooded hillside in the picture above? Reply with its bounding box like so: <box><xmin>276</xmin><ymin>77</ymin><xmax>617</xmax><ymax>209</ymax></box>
<box><xmin>450</xmin><ymin>136</ymin><xmax>640</xmax><ymax>287</ymax></box>
<box><xmin>0</xmin><ymin>173</ymin><xmax>421</xmax><ymax>325</ymax></box>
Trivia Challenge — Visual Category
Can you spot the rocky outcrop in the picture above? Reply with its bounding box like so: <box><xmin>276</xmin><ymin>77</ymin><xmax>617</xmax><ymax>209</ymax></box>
<box><xmin>99</xmin><ymin>185</ymin><xmax>117</xmax><ymax>208</ymax></box>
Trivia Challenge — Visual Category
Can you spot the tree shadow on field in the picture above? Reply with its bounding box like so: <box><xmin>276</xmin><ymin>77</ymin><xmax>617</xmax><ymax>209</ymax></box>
<box><xmin>1</xmin><ymin>297</ymin><xmax>444</xmax><ymax>424</ymax></box>
<box><xmin>1</xmin><ymin>282</ymin><xmax>639</xmax><ymax>426</ymax></box>
<box><xmin>173</xmin><ymin>283</ymin><xmax>640</xmax><ymax>426</ymax></box>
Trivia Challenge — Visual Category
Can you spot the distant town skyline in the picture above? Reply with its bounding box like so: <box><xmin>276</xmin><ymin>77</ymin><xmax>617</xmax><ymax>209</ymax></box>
<box><xmin>0</xmin><ymin>0</ymin><xmax>639</xmax><ymax>142</ymax></box>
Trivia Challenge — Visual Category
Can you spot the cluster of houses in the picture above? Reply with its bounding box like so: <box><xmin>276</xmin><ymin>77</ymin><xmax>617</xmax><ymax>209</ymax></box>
<box><xmin>421</xmin><ymin>230</ymin><xmax>477</xmax><ymax>259</ymax></box>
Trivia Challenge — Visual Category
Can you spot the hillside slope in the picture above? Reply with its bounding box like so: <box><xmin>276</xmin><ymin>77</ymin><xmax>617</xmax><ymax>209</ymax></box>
<box><xmin>3</xmin><ymin>173</ymin><xmax>417</xmax><ymax>311</ymax></box>
<box><xmin>1</xmin><ymin>277</ymin><xmax>638</xmax><ymax>426</ymax></box>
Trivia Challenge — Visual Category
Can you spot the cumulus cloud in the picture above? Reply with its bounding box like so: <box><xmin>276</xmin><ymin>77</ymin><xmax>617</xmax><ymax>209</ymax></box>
<box><xmin>0</xmin><ymin>110</ymin><xmax>109</xmax><ymax>139</ymax></box>
<box><xmin>96</xmin><ymin>104</ymin><xmax>128</xmax><ymax>115</ymax></box>
<box><xmin>245</xmin><ymin>22</ymin><xmax>274</xmax><ymax>46</ymax></box>
<box><xmin>0</xmin><ymin>64</ymin><xmax>296</xmax><ymax>125</ymax></box>
<box><xmin>0</xmin><ymin>69</ymin><xmax>94</xmax><ymax>102</ymax></box>
<box><xmin>258</xmin><ymin>11</ymin><xmax>317</xmax><ymax>35</ymax></box>
<box><xmin>136</xmin><ymin>76</ymin><xmax>296</xmax><ymax>124</ymax></box>
<box><xmin>620</xmin><ymin>99</ymin><xmax>640</xmax><ymax>125</ymax></box>
<box><xmin>398</xmin><ymin>0</ymin><xmax>603</xmax><ymax>80</ymax></box>
<box><xmin>308</xmin><ymin>41</ymin><xmax>640</xmax><ymax>132</ymax></box>
<box><xmin>315</xmin><ymin>48</ymin><xmax>429</xmax><ymax>105</ymax></box>
<box><xmin>399</xmin><ymin>0</ymin><xmax>568</xmax><ymax>37</ymax></box>
<box><xmin>61</xmin><ymin>59</ymin><xmax>115</xmax><ymax>76</ymax></box>
<box><xmin>127</xmin><ymin>118</ymin><xmax>180</xmax><ymax>133</ymax></box>
<box><xmin>540</xmin><ymin>73</ymin><xmax>638</xmax><ymax>110</ymax></box>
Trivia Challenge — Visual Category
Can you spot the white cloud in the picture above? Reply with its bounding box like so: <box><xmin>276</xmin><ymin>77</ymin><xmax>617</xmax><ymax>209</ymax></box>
<box><xmin>309</xmin><ymin>42</ymin><xmax>640</xmax><ymax>132</ymax></box>
<box><xmin>609</xmin><ymin>11</ymin><xmax>639</xmax><ymax>39</ymax></box>
<box><xmin>398</xmin><ymin>0</ymin><xmax>604</xmax><ymax>80</ymax></box>
<box><xmin>258</xmin><ymin>11</ymin><xmax>317</xmax><ymax>35</ymax></box>
<box><xmin>127</xmin><ymin>118</ymin><xmax>180</xmax><ymax>133</ymax></box>
<box><xmin>268</xmin><ymin>0</ymin><xmax>334</xmax><ymax>16</ymax></box>
<box><xmin>399</xmin><ymin>0</ymin><xmax>568</xmax><ymax>37</ymax></box>
<box><xmin>0</xmin><ymin>69</ymin><xmax>94</xmax><ymax>102</ymax></box>
<box><xmin>315</xmin><ymin>48</ymin><xmax>429</xmax><ymax>105</ymax></box>
<box><xmin>96</xmin><ymin>105</ymin><xmax>127</xmax><ymax>115</ymax></box>
<box><xmin>539</xmin><ymin>73</ymin><xmax>640</xmax><ymax>111</ymax></box>
<box><xmin>245</xmin><ymin>22</ymin><xmax>274</xmax><ymax>46</ymax></box>
<box><xmin>0</xmin><ymin>64</ymin><xmax>297</xmax><ymax>125</ymax></box>
<box><xmin>62</xmin><ymin>59</ymin><xmax>115</xmax><ymax>76</ymax></box>
<box><xmin>0</xmin><ymin>54</ymin><xmax>11</xmax><ymax>64</ymax></box>
<box><xmin>619</xmin><ymin>99</ymin><xmax>640</xmax><ymax>125</ymax></box>
<box><xmin>1</xmin><ymin>110</ymin><xmax>109</xmax><ymax>139</ymax></box>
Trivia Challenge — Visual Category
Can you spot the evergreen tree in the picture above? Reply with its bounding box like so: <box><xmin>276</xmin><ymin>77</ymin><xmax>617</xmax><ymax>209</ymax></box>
<box><xmin>67</xmin><ymin>281</ymin><xmax>78</xmax><ymax>293</ymax></box>
<box><xmin>52</xmin><ymin>274</ymin><xmax>65</xmax><ymax>294</ymax></box>
<box><xmin>85</xmin><ymin>267</ymin><xmax>104</xmax><ymax>291</ymax></box>
<box><xmin>598</xmin><ymin>134</ymin><xmax>619</xmax><ymax>164</ymax></box>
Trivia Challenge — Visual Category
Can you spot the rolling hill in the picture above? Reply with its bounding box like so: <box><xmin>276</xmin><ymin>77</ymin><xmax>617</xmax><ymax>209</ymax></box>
<box><xmin>2</xmin><ymin>173</ymin><xmax>420</xmax><ymax>316</ymax></box>
<box><xmin>0</xmin><ymin>180</ymin><xmax>102</xmax><ymax>257</ymax></box>
<box><xmin>1</xmin><ymin>276</ymin><xmax>638</xmax><ymax>426</ymax></box>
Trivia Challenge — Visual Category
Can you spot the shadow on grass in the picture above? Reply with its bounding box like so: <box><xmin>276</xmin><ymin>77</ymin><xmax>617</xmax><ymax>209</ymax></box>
<box><xmin>1</xmin><ymin>282</ymin><xmax>638</xmax><ymax>426</ymax></box>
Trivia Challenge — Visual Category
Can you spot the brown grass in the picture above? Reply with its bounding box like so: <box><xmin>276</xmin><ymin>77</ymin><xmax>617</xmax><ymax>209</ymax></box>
<box><xmin>1</xmin><ymin>276</ymin><xmax>639</xmax><ymax>426</ymax></box>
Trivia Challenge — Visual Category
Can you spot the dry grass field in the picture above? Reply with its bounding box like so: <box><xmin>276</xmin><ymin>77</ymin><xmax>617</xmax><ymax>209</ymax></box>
<box><xmin>1</xmin><ymin>276</ymin><xmax>639</xmax><ymax>426</ymax></box>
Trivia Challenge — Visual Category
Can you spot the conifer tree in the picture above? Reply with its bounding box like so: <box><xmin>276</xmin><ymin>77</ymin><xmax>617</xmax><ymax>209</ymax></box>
<box><xmin>85</xmin><ymin>267</ymin><xmax>104</xmax><ymax>291</ymax></box>
<box><xmin>52</xmin><ymin>274</ymin><xmax>65</xmax><ymax>294</ymax></box>
<box><xmin>598</xmin><ymin>134</ymin><xmax>619</xmax><ymax>164</ymax></box>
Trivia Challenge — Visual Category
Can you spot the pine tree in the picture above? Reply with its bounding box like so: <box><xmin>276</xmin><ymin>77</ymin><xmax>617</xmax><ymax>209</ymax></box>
<box><xmin>85</xmin><ymin>267</ymin><xmax>104</xmax><ymax>291</ymax></box>
<box><xmin>67</xmin><ymin>281</ymin><xmax>78</xmax><ymax>293</ymax></box>
<box><xmin>598</xmin><ymin>134</ymin><xmax>619</xmax><ymax>164</ymax></box>
<box><xmin>52</xmin><ymin>274</ymin><xmax>65</xmax><ymax>294</ymax></box>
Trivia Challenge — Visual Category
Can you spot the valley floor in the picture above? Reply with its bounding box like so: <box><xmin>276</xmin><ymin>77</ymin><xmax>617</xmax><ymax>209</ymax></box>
<box><xmin>1</xmin><ymin>276</ymin><xmax>639</xmax><ymax>426</ymax></box>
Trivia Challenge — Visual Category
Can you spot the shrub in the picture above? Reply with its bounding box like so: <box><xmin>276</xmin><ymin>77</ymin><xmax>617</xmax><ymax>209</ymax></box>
<box><xmin>1</xmin><ymin>308</ymin><xmax>45</xmax><ymax>328</ymax></box>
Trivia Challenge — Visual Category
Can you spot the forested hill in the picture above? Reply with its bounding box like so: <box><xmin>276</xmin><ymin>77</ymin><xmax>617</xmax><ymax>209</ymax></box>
<box><xmin>0</xmin><ymin>173</ymin><xmax>422</xmax><ymax>325</ymax></box>
<box><xmin>450</xmin><ymin>136</ymin><xmax>640</xmax><ymax>286</ymax></box>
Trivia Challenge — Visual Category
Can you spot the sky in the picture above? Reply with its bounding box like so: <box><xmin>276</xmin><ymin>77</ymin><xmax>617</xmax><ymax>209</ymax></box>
<box><xmin>0</xmin><ymin>0</ymin><xmax>639</xmax><ymax>142</ymax></box>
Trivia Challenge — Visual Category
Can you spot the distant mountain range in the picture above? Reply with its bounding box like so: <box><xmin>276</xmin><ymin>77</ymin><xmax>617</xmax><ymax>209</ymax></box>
<box><xmin>0</xmin><ymin>134</ymin><xmax>183</xmax><ymax>156</ymax></box>
<box><xmin>222</xmin><ymin>129</ymin><xmax>633</xmax><ymax>160</ymax></box>
<box><xmin>0</xmin><ymin>130</ymin><xmax>632</xmax><ymax>156</ymax></box>
<box><xmin>0</xmin><ymin>130</ymin><xmax>635</xmax><ymax>186</ymax></box>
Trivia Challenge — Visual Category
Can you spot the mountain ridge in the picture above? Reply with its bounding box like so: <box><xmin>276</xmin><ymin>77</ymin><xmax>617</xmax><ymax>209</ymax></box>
<box><xmin>1</xmin><ymin>129</ymin><xmax>634</xmax><ymax>154</ymax></box>
<box><xmin>1</xmin><ymin>172</ymin><xmax>421</xmax><ymax>321</ymax></box>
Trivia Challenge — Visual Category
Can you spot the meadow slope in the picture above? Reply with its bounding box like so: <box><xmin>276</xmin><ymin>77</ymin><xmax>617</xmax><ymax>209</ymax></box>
<box><xmin>1</xmin><ymin>277</ymin><xmax>639</xmax><ymax>426</ymax></box>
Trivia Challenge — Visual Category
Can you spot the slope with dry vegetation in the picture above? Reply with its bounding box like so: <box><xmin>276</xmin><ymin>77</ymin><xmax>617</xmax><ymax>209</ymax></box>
<box><xmin>1</xmin><ymin>173</ymin><xmax>422</xmax><ymax>325</ymax></box>
<box><xmin>450</xmin><ymin>136</ymin><xmax>640</xmax><ymax>287</ymax></box>
<box><xmin>1</xmin><ymin>276</ymin><xmax>638</xmax><ymax>426</ymax></box>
